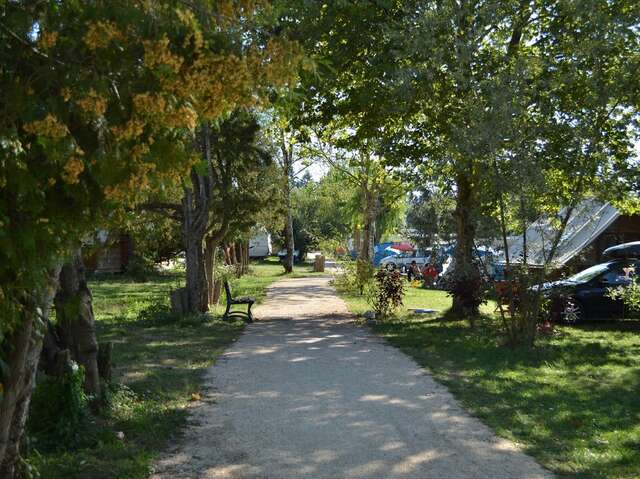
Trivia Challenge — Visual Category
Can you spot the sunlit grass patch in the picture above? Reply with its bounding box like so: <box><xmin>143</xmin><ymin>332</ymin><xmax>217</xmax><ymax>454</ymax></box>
<box><xmin>336</xmin><ymin>281</ymin><xmax>640</xmax><ymax>479</ymax></box>
<box><xmin>31</xmin><ymin>258</ymin><xmax>307</xmax><ymax>479</ymax></box>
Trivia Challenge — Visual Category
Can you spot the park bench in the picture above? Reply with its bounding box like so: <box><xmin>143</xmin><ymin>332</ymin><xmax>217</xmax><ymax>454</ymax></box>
<box><xmin>222</xmin><ymin>281</ymin><xmax>255</xmax><ymax>323</ymax></box>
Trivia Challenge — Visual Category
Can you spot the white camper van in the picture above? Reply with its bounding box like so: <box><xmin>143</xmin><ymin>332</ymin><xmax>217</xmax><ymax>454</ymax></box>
<box><xmin>249</xmin><ymin>230</ymin><xmax>272</xmax><ymax>259</ymax></box>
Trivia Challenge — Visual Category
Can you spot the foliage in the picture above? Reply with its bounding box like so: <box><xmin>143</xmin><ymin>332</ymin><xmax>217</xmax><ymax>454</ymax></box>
<box><xmin>355</xmin><ymin>258</ymin><xmax>375</xmax><ymax>295</ymax></box>
<box><xmin>406</xmin><ymin>188</ymin><xmax>455</xmax><ymax>247</ymax></box>
<box><xmin>126</xmin><ymin>211</ymin><xmax>183</xmax><ymax>265</ymax></box>
<box><xmin>497</xmin><ymin>272</ymin><xmax>552</xmax><ymax>347</ymax></box>
<box><xmin>27</xmin><ymin>366</ymin><xmax>89</xmax><ymax>451</ymax></box>
<box><xmin>0</xmin><ymin>0</ymin><xmax>301</xmax><ymax>336</ymax></box>
<box><xmin>607</xmin><ymin>282</ymin><xmax>640</xmax><ymax>315</ymax></box>
<box><xmin>366</xmin><ymin>269</ymin><xmax>404</xmax><ymax>319</ymax></box>
<box><xmin>207</xmin><ymin>110</ymin><xmax>284</xmax><ymax>242</ymax></box>
<box><xmin>331</xmin><ymin>259</ymin><xmax>360</xmax><ymax>294</ymax></box>
<box><xmin>124</xmin><ymin>256</ymin><xmax>157</xmax><ymax>284</ymax></box>
<box><xmin>440</xmin><ymin>262</ymin><xmax>488</xmax><ymax>319</ymax></box>
<box><xmin>285</xmin><ymin>0</ymin><xmax>640</xmax><ymax>317</ymax></box>
<box><xmin>290</xmin><ymin>168</ymin><xmax>356</xmax><ymax>246</ymax></box>
<box><xmin>332</xmin><ymin>257</ymin><xmax>375</xmax><ymax>295</ymax></box>
<box><xmin>214</xmin><ymin>262</ymin><xmax>235</xmax><ymax>285</ymax></box>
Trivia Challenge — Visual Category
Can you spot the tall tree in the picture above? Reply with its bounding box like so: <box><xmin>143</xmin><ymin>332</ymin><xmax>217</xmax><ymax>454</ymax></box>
<box><xmin>168</xmin><ymin>110</ymin><xmax>280</xmax><ymax>314</ymax></box>
<box><xmin>0</xmin><ymin>1</ymin><xmax>299</xmax><ymax>475</ymax></box>
<box><xmin>285</xmin><ymin>0</ymin><xmax>639</xmax><ymax>316</ymax></box>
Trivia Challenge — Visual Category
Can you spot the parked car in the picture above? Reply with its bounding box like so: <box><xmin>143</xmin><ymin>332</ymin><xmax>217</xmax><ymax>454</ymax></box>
<box><xmin>380</xmin><ymin>249</ymin><xmax>431</xmax><ymax>271</ymax></box>
<box><xmin>277</xmin><ymin>249</ymin><xmax>301</xmax><ymax>262</ymax></box>
<box><xmin>542</xmin><ymin>257</ymin><xmax>639</xmax><ymax>322</ymax></box>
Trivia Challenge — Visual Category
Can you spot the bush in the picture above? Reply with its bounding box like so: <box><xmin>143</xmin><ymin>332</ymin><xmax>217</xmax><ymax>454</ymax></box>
<box><xmin>125</xmin><ymin>255</ymin><xmax>157</xmax><ymax>283</ymax></box>
<box><xmin>137</xmin><ymin>302</ymin><xmax>178</xmax><ymax>325</ymax></box>
<box><xmin>366</xmin><ymin>268</ymin><xmax>405</xmax><ymax>319</ymax></box>
<box><xmin>28</xmin><ymin>365</ymin><xmax>89</xmax><ymax>451</ymax></box>
<box><xmin>332</xmin><ymin>258</ymin><xmax>360</xmax><ymax>292</ymax></box>
<box><xmin>607</xmin><ymin>281</ymin><xmax>640</xmax><ymax>316</ymax></box>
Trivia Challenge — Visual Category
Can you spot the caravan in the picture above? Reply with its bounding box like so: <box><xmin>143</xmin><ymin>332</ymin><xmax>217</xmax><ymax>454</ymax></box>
<box><xmin>249</xmin><ymin>229</ymin><xmax>272</xmax><ymax>259</ymax></box>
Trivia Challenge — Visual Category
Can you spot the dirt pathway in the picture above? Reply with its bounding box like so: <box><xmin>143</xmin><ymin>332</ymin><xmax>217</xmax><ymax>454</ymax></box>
<box><xmin>151</xmin><ymin>276</ymin><xmax>551</xmax><ymax>479</ymax></box>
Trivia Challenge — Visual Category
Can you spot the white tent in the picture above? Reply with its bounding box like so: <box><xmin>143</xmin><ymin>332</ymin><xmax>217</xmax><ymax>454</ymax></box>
<box><xmin>499</xmin><ymin>199</ymin><xmax>619</xmax><ymax>267</ymax></box>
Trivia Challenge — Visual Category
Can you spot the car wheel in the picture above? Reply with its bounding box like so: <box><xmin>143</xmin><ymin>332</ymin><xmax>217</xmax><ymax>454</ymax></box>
<box><xmin>561</xmin><ymin>299</ymin><xmax>584</xmax><ymax>324</ymax></box>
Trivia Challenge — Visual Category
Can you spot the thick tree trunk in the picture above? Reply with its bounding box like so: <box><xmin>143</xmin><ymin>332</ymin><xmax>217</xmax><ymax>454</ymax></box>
<box><xmin>0</xmin><ymin>267</ymin><xmax>60</xmax><ymax>478</ymax></box>
<box><xmin>54</xmin><ymin>248</ymin><xmax>101</xmax><ymax>398</ymax></box>
<box><xmin>181</xmin><ymin>168</ymin><xmax>210</xmax><ymax>314</ymax></box>
<box><xmin>184</xmin><ymin>227</ymin><xmax>207</xmax><ymax>313</ymax></box>
<box><xmin>450</xmin><ymin>173</ymin><xmax>480</xmax><ymax>317</ymax></box>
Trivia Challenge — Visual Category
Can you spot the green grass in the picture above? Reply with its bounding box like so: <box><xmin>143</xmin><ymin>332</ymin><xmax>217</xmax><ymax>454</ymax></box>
<box><xmin>30</xmin><ymin>258</ymin><xmax>313</xmax><ymax>479</ymax></box>
<box><xmin>337</xmin><ymin>283</ymin><xmax>640</xmax><ymax>479</ymax></box>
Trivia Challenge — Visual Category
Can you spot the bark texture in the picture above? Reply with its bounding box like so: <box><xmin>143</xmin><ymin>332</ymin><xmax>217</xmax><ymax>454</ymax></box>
<box><xmin>204</xmin><ymin>239</ymin><xmax>217</xmax><ymax>307</ymax></box>
<box><xmin>54</xmin><ymin>248</ymin><xmax>101</xmax><ymax>398</ymax></box>
<box><xmin>358</xmin><ymin>186</ymin><xmax>379</xmax><ymax>264</ymax></box>
<box><xmin>0</xmin><ymin>267</ymin><xmax>60</xmax><ymax>478</ymax></box>
<box><xmin>280</xmin><ymin>134</ymin><xmax>295</xmax><ymax>274</ymax></box>
<box><xmin>182</xmin><ymin>169</ymin><xmax>210</xmax><ymax>314</ymax></box>
<box><xmin>450</xmin><ymin>173</ymin><xmax>481</xmax><ymax>317</ymax></box>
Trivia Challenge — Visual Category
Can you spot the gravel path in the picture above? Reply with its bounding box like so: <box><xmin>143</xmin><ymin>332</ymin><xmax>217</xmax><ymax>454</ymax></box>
<box><xmin>151</xmin><ymin>276</ymin><xmax>551</xmax><ymax>479</ymax></box>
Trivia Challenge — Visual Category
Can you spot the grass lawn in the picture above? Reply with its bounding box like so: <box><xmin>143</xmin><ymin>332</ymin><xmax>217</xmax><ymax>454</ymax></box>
<box><xmin>338</xmin><ymin>281</ymin><xmax>640</xmax><ymax>479</ymax></box>
<box><xmin>31</xmin><ymin>258</ymin><xmax>315</xmax><ymax>479</ymax></box>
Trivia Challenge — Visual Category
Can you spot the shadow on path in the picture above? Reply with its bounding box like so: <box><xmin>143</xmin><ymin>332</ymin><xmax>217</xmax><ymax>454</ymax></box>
<box><xmin>152</xmin><ymin>276</ymin><xmax>552</xmax><ymax>479</ymax></box>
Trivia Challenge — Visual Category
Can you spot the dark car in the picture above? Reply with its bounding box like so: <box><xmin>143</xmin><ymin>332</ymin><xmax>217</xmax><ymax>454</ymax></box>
<box><xmin>543</xmin><ymin>258</ymin><xmax>639</xmax><ymax>322</ymax></box>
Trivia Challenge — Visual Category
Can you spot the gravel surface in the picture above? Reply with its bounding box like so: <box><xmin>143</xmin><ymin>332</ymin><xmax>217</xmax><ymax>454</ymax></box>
<box><xmin>151</xmin><ymin>276</ymin><xmax>552</xmax><ymax>479</ymax></box>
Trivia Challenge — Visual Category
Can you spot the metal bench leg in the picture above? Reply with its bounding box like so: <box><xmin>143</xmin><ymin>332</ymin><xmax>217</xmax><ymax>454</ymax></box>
<box><xmin>223</xmin><ymin>302</ymin><xmax>231</xmax><ymax>321</ymax></box>
<box><xmin>247</xmin><ymin>303</ymin><xmax>254</xmax><ymax>323</ymax></box>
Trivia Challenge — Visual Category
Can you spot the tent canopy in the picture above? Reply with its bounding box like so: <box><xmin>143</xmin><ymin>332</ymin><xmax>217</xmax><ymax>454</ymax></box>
<box><xmin>498</xmin><ymin>199</ymin><xmax>619</xmax><ymax>267</ymax></box>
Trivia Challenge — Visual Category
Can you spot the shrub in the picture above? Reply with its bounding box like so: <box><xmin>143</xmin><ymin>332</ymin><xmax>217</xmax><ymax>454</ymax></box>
<box><xmin>28</xmin><ymin>365</ymin><xmax>89</xmax><ymax>451</ymax></box>
<box><xmin>332</xmin><ymin>258</ymin><xmax>360</xmax><ymax>292</ymax></box>
<box><xmin>607</xmin><ymin>281</ymin><xmax>640</xmax><ymax>316</ymax></box>
<box><xmin>137</xmin><ymin>302</ymin><xmax>178</xmax><ymax>325</ymax></box>
<box><xmin>333</xmin><ymin>257</ymin><xmax>377</xmax><ymax>295</ymax></box>
<box><xmin>367</xmin><ymin>268</ymin><xmax>405</xmax><ymax>319</ymax></box>
<box><xmin>355</xmin><ymin>258</ymin><xmax>375</xmax><ymax>294</ymax></box>
<box><xmin>125</xmin><ymin>255</ymin><xmax>157</xmax><ymax>282</ymax></box>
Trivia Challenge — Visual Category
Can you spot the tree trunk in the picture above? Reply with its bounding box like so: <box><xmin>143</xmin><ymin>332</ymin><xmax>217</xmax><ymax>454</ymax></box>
<box><xmin>54</xmin><ymin>248</ymin><xmax>101</xmax><ymax>398</ymax></box>
<box><xmin>231</xmin><ymin>244</ymin><xmax>236</xmax><ymax>265</ymax></box>
<box><xmin>450</xmin><ymin>172</ymin><xmax>480</xmax><ymax>317</ymax></box>
<box><xmin>204</xmin><ymin>238</ymin><xmax>217</xmax><ymax>307</ymax></box>
<box><xmin>235</xmin><ymin>242</ymin><xmax>242</xmax><ymax>266</ymax></box>
<box><xmin>222</xmin><ymin>244</ymin><xmax>231</xmax><ymax>265</ymax></box>
<box><xmin>0</xmin><ymin>267</ymin><xmax>60</xmax><ymax>478</ymax></box>
<box><xmin>184</xmin><ymin>221</ymin><xmax>208</xmax><ymax>313</ymax></box>
<box><xmin>243</xmin><ymin>240</ymin><xmax>250</xmax><ymax>275</ymax></box>
<box><xmin>280</xmin><ymin>135</ymin><xmax>295</xmax><ymax>274</ymax></box>
<box><xmin>358</xmin><ymin>187</ymin><xmax>378</xmax><ymax>264</ymax></box>
<box><xmin>284</xmin><ymin>207</ymin><xmax>295</xmax><ymax>273</ymax></box>
<box><xmin>181</xmin><ymin>168</ymin><xmax>210</xmax><ymax>314</ymax></box>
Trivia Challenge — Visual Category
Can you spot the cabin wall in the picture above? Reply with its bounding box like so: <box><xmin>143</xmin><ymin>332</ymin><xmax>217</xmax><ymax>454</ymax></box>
<box><xmin>563</xmin><ymin>215</ymin><xmax>640</xmax><ymax>275</ymax></box>
<box><xmin>84</xmin><ymin>234</ymin><xmax>132</xmax><ymax>274</ymax></box>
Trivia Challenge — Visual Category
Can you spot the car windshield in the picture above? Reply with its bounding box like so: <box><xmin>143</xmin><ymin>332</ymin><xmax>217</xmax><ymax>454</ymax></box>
<box><xmin>567</xmin><ymin>262</ymin><xmax>614</xmax><ymax>283</ymax></box>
